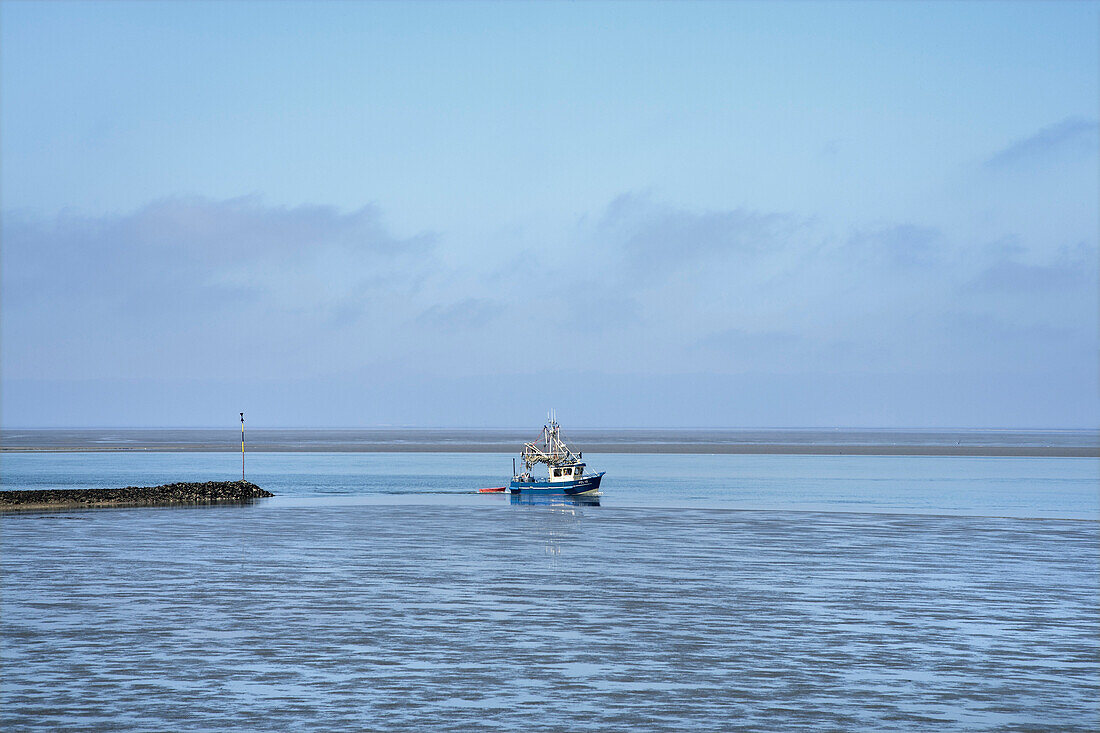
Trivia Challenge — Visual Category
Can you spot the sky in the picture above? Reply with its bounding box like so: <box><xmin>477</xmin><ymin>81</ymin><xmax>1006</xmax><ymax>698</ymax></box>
<box><xmin>1</xmin><ymin>0</ymin><xmax>1097</xmax><ymax>428</ymax></box>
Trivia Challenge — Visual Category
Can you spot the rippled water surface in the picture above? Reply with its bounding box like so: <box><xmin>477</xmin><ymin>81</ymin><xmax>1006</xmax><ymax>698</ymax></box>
<box><xmin>3</xmin><ymin>453</ymin><xmax>1098</xmax><ymax>730</ymax></box>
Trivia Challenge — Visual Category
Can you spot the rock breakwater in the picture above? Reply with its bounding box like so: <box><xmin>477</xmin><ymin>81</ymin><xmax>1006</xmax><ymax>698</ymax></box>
<box><xmin>0</xmin><ymin>481</ymin><xmax>273</xmax><ymax>510</ymax></box>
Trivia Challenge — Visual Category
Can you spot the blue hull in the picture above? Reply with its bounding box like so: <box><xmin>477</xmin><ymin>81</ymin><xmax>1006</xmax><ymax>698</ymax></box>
<box><xmin>509</xmin><ymin>472</ymin><xmax>604</xmax><ymax>495</ymax></box>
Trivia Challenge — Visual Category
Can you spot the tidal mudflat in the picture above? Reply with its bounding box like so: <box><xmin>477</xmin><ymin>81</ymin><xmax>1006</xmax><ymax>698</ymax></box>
<box><xmin>3</xmin><ymin>428</ymin><xmax>1096</xmax><ymax>456</ymax></box>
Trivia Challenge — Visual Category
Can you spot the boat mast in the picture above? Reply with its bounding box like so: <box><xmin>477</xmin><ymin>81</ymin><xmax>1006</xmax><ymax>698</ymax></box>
<box><xmin>521</xmin><ymin>411</ymin><xmax>580</xmax><ymax>471</ymax></box>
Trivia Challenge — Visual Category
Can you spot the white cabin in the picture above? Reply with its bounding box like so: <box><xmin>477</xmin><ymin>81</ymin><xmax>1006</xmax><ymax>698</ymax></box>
<box><xmin>549</xmin><ymin>463</ymin><xmax>585</xmax><ymax>483</ymax></box>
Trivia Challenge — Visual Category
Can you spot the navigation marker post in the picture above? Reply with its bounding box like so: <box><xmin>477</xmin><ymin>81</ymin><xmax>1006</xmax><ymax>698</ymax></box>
<box><xmin>240</xmin><ymin>412</ymin><xmax>245</xmax><ymax>480</ymax></box>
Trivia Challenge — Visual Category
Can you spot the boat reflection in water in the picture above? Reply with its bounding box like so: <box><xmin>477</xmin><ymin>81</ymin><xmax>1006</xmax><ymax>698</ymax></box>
<box><xmin>509</xmin><ymin>492</ymin><xmax>601</xmax><ymax>508</ymax></box>
<box><xmin>507</xmin><ymin>491</ymin><xmax>598</xmax><ymax>556</ymax></box>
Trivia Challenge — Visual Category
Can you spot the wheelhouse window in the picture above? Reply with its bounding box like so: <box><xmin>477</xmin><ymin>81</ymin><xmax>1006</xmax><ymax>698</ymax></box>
<box><xmin>553</xmin><ymin>468</ymin><xmax>562</xmax><ymax>477</ymax></box>
<box><xmin>564</xmin><ymin>467</ymin><xmax>573</xmax><ymax>475</ymax></box>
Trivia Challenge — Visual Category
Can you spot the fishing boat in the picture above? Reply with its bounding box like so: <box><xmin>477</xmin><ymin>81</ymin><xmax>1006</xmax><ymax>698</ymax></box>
<box><xmin>509</xmin><ymin>413</ymin><xmax>604</xmax><ymax>495</ymax></box>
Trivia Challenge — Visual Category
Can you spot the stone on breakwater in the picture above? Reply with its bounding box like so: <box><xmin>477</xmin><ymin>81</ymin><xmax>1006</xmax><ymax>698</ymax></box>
<box><xmin>0</xmin><ymin>480</ymin><xmax>273</xmax><ymax>509</ymax></box>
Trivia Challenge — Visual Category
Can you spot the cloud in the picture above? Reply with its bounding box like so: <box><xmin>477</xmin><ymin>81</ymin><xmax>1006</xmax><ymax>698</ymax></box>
<box><xmin>3</xmin><ymin>192</ymin><xmax>1095</xmax><ymax>426</ymax></box>
<box><xmin>695</xmin><ymin>328</ymin><xmax>805</xmax><ymax>354</ymax></box>
<box><xmin>2</xmin><ymin>196</ymin><xmax>433</xmax><ymax>316</ymax></box>
<box><xmin>0</xmin><ymin>197</ymin><xmax>439</xmax><ymax>382</ymax></box>
<box><xmin>944</xmin><ymin>311</ymin><xmax>1072</xmax><ymax>343</ymax></box>
<box><xmin>964</xmin><ymin>241</ymin><xmax>1097</xmax><ymax>293</ymax></box>
<box><xmin>598</xmin><ymin>193</ymin><xmax>804</xmax><ymax>270</ymax></box>
<box><xmin>985</xmin><ymin>117</ymin><xmax>1099</xmax><ymax>169</ymax></box>
<box><xmin>937</xmin><ymin>310</ymin><xmax>1086</xmax><ymax>375</ymax></box>
<box><xmin>415</xmin><ymin>298</ymin><xmax>502</xmax><ymax>330</ymax></box>
<box><xmin>691</xmin><ymin>328</ymin><xmax>875</xmax><ymax>373</ymax></box>
<box><xmin>967</xmin><ymin>259</ymin><xmax>1083</xmax><ymax>293</ymax></box>
<box><xmin>562</xmin><ymin>291</ymin><xmax>643</xmax><ymax>334</ymax></box>
<box><xmin>843</xmin><ymin>224</ymin><xmax>942</xmax><ymax>269</ymax></box>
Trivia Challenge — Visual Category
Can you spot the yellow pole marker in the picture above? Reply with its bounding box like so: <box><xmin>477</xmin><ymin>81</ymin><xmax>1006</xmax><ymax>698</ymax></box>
<box><xmin>240</xmin><ymin>412</ymin><xmax>245</xmax><ymax>481</ymax></box>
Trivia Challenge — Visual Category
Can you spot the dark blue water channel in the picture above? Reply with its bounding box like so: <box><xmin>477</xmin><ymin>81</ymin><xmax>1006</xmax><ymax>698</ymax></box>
<box><xmin>2</xmin><ymin>453</ymin><xmax>1098</xmax><ymax>730</ymax></box>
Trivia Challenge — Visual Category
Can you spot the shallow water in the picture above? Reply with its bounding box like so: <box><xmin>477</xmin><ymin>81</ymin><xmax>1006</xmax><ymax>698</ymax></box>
<box><xmin>2</xmin><ymin>453</ymin><xmax>1098</xmax><ymax>730</ymax></box>
<box><xmin>2</xmin><ymin>451</ymin><xmax>1098</xmax><ymax>518</ymax></box>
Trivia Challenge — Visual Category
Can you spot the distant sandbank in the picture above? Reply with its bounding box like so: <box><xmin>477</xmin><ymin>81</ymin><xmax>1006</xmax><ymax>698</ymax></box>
<box><xmin>2</xmin><ymin>429</ymin><xmax>1096</xmax><ymax>457</ymax></box>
